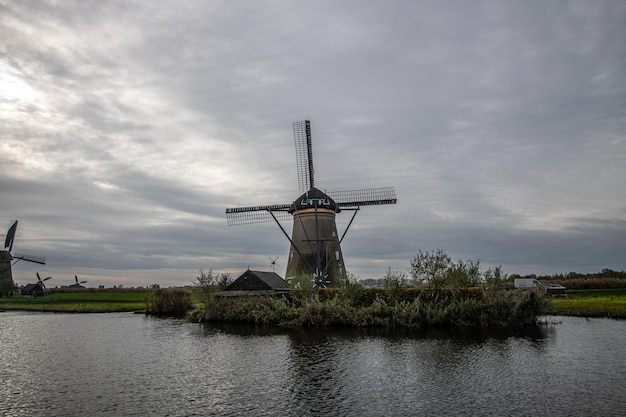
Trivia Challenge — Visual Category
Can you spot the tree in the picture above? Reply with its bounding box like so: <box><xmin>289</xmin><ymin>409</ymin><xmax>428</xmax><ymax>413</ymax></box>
<box><xmin>483</xmin><ymin>265</ymin><xmax>508</xmax><ymax>289</ymax></box>
<box><xmin>217</xmin><ymin>273</ymin><xmax>232</xmax><ymax>290</ymax></box>
<box><xmin>383</xmin><ymin>267</ymin><xmax>408</xmax><ymax>303</ymax></box>
<box><xmin>409</xmin><ymin>249</ymin><xmax>451</xmax><ymax>288</ymax></box>
<box><xmin>409</xmin><ymin>249</ymin><xmax>485</xmax><ymax>288</ymax></box>
<box><xmin>194</xmin><ymin>268</ymin><xmax>216</xmax><ymax>304</ymax></box>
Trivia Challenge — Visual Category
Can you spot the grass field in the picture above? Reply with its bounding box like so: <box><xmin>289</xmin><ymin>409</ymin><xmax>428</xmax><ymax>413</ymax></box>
<box><xmin>550</xmin><ymin>288</ymin><xmax>626</xmax><ymax>319</ymax></box>
<box><xmin>0</xmin><ymin>291</ymin><xmax>149</xmax><ymax>313</ymax></box>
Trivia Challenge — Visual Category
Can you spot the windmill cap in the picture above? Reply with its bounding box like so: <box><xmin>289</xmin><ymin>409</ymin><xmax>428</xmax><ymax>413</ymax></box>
<box><xmin>289</xmin><ymin>187</ymin><xmax>339</xmax><ymax>213</ymax></box>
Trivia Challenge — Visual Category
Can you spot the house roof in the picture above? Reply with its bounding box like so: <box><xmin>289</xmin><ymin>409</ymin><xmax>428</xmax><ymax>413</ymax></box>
<box><xmin>21</xmin><ymin>283</ymin><xmax>43</xmax><ymax>294</ymax></box>
<box><xmin>225</xmin><ymin>270</ymin><xmax>291</xmax><ymax>292</ymax></box>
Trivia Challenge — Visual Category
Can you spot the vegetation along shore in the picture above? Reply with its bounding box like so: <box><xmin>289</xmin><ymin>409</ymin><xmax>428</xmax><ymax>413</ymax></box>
<box><xmin>3</xmin><ymin>251</ymin><xmax>624</xmax><ymax>324</ymax></box>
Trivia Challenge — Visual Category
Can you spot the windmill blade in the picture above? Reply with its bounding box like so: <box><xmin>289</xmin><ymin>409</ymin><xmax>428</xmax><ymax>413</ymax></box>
<box><xmin>293</xmin><ymin>120</ymin><xmax>314</xmax><ymax>192</ymax></box>
<box><xmin>13</xmin><ymin>252</ymin><xmax>46</xmax><ymax>265</ymax></box>
<box><xmin>4</xmin><ymin>220</ymin><xmax>18</xmax><ymax>252</ymax></box>
<box><xmin>37</xmin><ymin>272</ymin><xmax>42</xmax><ymax>281</ymax></box>
<box><xmin>225</xmin><ymin>204</ymin><xmax>292</xmax><ymax>226</ymax></box>
<box><xmin>328</xmin><ymin>187</ymin><xmax>397</xmax><ymax>208</ymax></box>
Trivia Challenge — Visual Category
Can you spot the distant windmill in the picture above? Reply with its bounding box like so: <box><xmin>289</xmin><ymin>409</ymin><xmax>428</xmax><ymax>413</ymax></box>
<box><xmin>268</xmin><ymin>256</ymin><xmax>280</xmax><ymax>273</ymax></box>
<box><xmin>226</xmin><ymin>120</ymin><xmax>397</xmax><ymax>288</ymax></box>
<box><xmin>36</xmin><ymin>272</ymin><xmax>52</xmax><ymax>289</ymax></box>
<box><xmin>70</xmin><ymin>275</ymin><xmax>87</xmax><ymax>288</ymax></box>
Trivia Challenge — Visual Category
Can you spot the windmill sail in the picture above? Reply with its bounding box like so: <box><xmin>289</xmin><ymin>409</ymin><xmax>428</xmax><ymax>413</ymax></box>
<box><xmin>293</xmin><ymin>120</ymin><xmax>314</xmax><ymax>192</ymax></box>
<box><xmin>225</xmin><ymin>204</ymin><xmax>292</xmax><ymax>226</ymax></box>
<box><xmin>4</xmin><ymin>220</ymin><xmax>18</xmax><ymax>252</ymax></box>
<box><xmin>328</xmin><ymin>187</ymin><xmax>397</xmax><ymax>208</ymax></box>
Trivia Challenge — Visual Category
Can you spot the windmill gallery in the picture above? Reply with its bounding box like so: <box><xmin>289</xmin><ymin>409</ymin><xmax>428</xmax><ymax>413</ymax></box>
<box><xmin>226</xmin><ymin>120</ymin><xmax>397</xmax><ymax>289</ymax></box>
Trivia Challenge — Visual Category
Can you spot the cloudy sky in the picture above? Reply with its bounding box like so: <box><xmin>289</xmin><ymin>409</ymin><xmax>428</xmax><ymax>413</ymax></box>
<box><xmin>1</xmin><ymin>0</ymin><xmax>625</xmax><ymax>288</ymax></box>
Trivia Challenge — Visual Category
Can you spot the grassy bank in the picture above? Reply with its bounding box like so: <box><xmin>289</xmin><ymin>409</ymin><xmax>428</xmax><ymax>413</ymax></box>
<box><xmin>550</xmin><ymin>288</ymin><xmax>626</xmax><ymax>319</ymax></box>
<box><xmin>200</xmin><ymin>288</ymin><xmax>549</xmax><ymax>328</ymax></box>
<box><xmin>3</xmin><ymin>288</ymin><xmax>624</xmax><ymax>321</ymax></box>
<box><xmin>0</xmin><ymin>290</ymin><xmax>149</xmax><ymax>313</ymax></box>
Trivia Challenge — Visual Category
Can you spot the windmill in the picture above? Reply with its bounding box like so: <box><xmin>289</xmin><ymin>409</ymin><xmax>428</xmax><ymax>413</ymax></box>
<box><xmin>36</xmin><ymin>272</ymin><xmax>52</xmax><ymax>289</ymax></box>
<box><xmin>226</xmin><ymin>120</ymin><xmax>397</xmax><ymax>288</ymax></box>
<box><xmin>268</xmin><ymin>256</ymin><xmax>280</xmax><ymax>273</ymax></box>
<box><xmin>70</xmin><ymin>275</ymin><xmax>87</xmax><ymax>288</ymax></box>
<box><xmin>1</xmin><ymin>220</ymin><xmax>46</xmax><ymax>296</ymax></box>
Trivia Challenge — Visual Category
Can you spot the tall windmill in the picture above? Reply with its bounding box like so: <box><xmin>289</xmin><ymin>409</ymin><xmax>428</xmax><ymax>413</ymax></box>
<box><xmin>225</xmin><ymin>120</ymin><xmax>397</xmax><ymax>288</ymax></box>
<box><xmin>1</xmin><ymin>220</ymin><xmax>46</xmax><ymax>296</ymax></box>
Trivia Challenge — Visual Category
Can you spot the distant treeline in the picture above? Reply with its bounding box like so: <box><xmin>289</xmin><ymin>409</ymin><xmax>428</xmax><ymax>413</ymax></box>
<box><xmin>512</xmin><ymin>269</ymin><xmax>626</xmax><ymax>290</ymax></box>
<box><xmin>362</xmin><ymin>269</ymin><xmax>626</xmax><ymax>289</ymax></box>
<box><xmin>511</xmin><ymin>268</ymin><xmax>626</xmax><ymax>281</ymax></box>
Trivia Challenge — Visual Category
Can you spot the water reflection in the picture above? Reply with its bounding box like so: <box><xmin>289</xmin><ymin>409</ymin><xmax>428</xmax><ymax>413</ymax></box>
<box><xmin>1</xmin><ymin>313</ymin><xmax>625</xmax><ymax>416</ymax></box>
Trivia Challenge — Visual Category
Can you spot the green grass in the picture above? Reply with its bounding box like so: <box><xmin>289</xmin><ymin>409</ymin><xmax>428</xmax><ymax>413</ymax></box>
<box><xmin>550</xmin><ymin>289</ymin><xmax>626</xmax><ymax>319</ymax></box>
<box><xmin>0</xmin><ymin>291</ymin><xmax>149</xmax><ymax>313</ymax></box>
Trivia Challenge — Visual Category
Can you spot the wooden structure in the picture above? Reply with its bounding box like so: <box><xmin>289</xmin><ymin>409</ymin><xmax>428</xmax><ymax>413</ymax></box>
<box><xmin>21</xmin><ymin>282</ymin><xmax>45</xmax><ymax>297</ymax></box>
<box><xmin>0</xmin><ymin>250</ymin><xmax>14</xmax><ymax>296</ymax></box>
<box><xmin>221</xmin><ymin>269</ymin><xmax>291</xmax><ymax>297</ymax></box>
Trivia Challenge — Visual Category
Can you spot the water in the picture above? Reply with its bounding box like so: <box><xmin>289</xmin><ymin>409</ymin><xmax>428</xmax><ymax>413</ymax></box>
<box><xmin>1</xmin><ymin>312</ymin><xmax>625</xmax><ymax>416</ymax></box>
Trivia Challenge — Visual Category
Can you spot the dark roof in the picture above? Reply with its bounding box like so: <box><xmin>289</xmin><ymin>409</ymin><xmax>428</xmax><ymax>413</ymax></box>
<box><xmin>21</xmin><ymin>283</ymin><xmax>43</xmax><ymax>295</ymax></box>
<box><xmin>289</xmin><ymin>187</ymin><xmax>338</xmax><ymax>213</ymax></box>
<box><xmin>225</xmin><ymin>270</ymin><xmax>291</xmax><ymax>292</ymax></box>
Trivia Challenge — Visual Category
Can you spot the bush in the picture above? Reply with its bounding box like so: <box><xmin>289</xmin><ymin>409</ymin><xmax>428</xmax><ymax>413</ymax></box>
<box><xmin>145</xmin><ymin>289</ymin><xmax>192</xmax><ymax>316</ymax></box>
<box><xmin>197</xmin><ymin>287</ymin><xmax>548</xmax><ymax>328</ymax></box>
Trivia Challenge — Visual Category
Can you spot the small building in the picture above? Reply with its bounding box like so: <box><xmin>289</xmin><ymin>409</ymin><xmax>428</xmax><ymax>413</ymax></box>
<box><xmin>220</xmin><ymin>269</ymin><xmax>291</xmax><ymax>297</ymax></box>
<box><xmin>21</xmin><ymin>282</ymin><xmax>45</xmax><ymax>297</ymax></box>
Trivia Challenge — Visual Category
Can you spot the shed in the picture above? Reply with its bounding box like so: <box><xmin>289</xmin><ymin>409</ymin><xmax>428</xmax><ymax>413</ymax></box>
<box><xmin>21</xmin><ymin>282</ymin><xmax>44</xmax><ymax>297</ymax></box>
<box><xmin>220</xmin><ymin>269</ymin><xmax>291</xmax><ymax>297</ymax></box>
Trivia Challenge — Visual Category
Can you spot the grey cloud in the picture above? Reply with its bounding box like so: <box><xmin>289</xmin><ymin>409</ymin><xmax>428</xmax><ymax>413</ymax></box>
<box><xmin>2</xmin><ymin>0</ymin><xmax>624</xmax><ymax>286</ymax></box>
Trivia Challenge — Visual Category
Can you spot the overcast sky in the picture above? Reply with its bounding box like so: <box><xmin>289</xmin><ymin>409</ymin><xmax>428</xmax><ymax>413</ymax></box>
<box><xmin>1</xmin><ymin>0</ymin><xmax>625</xmax><ymax>288</ymax></box>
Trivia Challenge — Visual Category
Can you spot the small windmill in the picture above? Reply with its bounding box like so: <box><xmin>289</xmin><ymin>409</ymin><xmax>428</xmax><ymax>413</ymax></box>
<box><xmin>70</xmin><ymin>275</ymin><xmax>87</xmax><ymax>288</ymax></box>
<box><xmin>36</xmin><ymin>272</ymin><xmax>52</xmax><ymax>289</ymax></box>
<box><xmin>226</xmin><ymin>120</ymin><xmax>397</xmax><ymax>288</ymax></box>
<box><xmin>268</xmin><ymin>256</ymin><xmax>280</xmax><ymax>273</ymax></box>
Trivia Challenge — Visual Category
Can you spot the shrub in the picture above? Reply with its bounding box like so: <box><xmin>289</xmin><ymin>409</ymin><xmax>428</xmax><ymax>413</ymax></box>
<box><xmin>145</xmin><ymin>289</ymin><xmax>192</xmax><ymax>316</ymax></box>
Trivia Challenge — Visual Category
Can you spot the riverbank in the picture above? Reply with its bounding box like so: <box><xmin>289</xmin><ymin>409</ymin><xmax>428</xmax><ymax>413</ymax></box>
<box><xmin>2</xmin><ymin>288</ymin><xmax>625</xmax><ymax>320</ymax></box>
<box><xmin>549</xmin><ymin>288</ymin><xmax>626</xmax><ymax>319</ymax></box>
<box><xmin>0</xmin><ymin>291</ymin><xmax>148</xmax><ymax>313</ymax></box>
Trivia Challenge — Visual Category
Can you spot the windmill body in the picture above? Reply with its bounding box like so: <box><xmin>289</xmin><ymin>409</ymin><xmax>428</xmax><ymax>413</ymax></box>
<box><xmin>226</xmin><ymin>121</ymin><xmax>396</xmax><ymax>288</ymax></box>
<box><xmin>1</xmin><ymin>220</ymin><xmax>46</xmax><ymax>296</ymax></box>
<box><xmin>286</xmin><ymin>188</ymin><xmax>345</xmax><ymax>287</ymax></box>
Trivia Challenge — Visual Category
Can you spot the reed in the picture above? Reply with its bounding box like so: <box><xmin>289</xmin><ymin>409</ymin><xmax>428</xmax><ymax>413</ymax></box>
<box><xmin>144</xmin><ymin>289</ymin><xmax>192</xmax><ymax>316</ymax></box>
<box><xmin>199</xmin><ymin>288</ymin><xmax>548</xmax><ymax>328</ymax></box>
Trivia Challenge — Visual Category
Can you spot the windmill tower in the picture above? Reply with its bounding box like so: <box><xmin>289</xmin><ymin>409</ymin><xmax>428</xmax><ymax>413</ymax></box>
<box><xmin>1</xmin><ymin>220</ymin><xmax>46</xmax><ymax>296</ymax></box>
<box><xmin>225</xmin><ymin>120</ymin><xmax>397</xmax><ymax>288</ymax></box>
